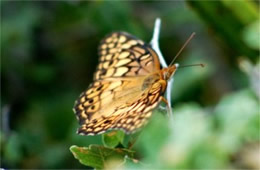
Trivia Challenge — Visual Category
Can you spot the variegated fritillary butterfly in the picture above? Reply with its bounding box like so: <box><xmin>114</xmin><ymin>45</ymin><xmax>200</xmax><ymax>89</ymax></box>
<box><xmin>73</xmin><ymin>32</ymin><xmax>179</xmax><ymax>135</ymax></box>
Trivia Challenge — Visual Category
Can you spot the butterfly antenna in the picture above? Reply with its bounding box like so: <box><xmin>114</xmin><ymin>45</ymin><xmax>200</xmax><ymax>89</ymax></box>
<box><xmin>178</xmin><ymin>63</ymin><xmax>205</xmax><ymax>68</ymax></box>
<box><xmin>169</xmin><ymin>32</ymin><xmax>196</xmax><ymax>66</ymax></box>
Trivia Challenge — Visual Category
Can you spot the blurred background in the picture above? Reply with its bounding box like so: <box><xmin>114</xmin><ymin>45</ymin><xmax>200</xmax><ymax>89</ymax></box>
<box><xmin>1</xmin><ymin>1</ymin><xmax>259</xmax><ymax>169</ymax></box>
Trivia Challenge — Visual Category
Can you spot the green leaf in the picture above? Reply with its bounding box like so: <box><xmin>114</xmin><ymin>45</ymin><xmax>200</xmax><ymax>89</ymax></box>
<box><xmin>70</xmin><ymin>145</ymin><xmax>135</xmax><ymax>169</ymax></box>
<box><xmin>102</xmin><ymin>130</ymin><xmax>125</xmax><ymax>148</ymax></box>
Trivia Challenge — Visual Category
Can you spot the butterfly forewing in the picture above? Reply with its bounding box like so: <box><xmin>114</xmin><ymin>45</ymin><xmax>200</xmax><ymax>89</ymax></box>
<box><xmin>74</xmin><ymin>32</ymin><xmax>165</xmax><ymax>135</ymax></box>
<box><xmin>95</xmin><ymin>32</ymin><xmax>160</xmax><ymax>80</ymax></box>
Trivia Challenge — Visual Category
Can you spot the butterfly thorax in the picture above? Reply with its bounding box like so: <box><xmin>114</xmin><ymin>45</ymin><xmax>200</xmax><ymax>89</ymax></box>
<box><xmin>141</xmin><ymin>73</ymin><xmax>161</xmax><ymax>91</ymax></box>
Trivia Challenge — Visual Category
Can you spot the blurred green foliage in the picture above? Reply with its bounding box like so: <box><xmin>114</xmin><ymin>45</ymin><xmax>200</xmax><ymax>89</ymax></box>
<box><xmin>1</xmin><ymin>1</ymin><xmax>259</xmax><ymax>169</ymax></box>
<box><xmin>71</xmin><ymin>89</ymin><xmax>259</xmax><ymax>169</ymax></box>
<box><xmin>187</xmin><ymin>1</ymin><xmax>259</xmax><ymax>61</ymax></box>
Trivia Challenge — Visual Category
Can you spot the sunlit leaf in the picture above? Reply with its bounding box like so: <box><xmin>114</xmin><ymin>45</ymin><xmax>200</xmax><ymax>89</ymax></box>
<box><xmin>102</xmin><ymin>130</ymin><xmax>125</xmax><ymax>148</ymax></box>
<box><xmin>243</xmin><ymin>20</ymin><xmax>260</xmax><ymax>50</ymax></box>
<box><xmin>70</xmin><ymin>145</ymin><xmax>135</xmax><ymax>169</ymax></box>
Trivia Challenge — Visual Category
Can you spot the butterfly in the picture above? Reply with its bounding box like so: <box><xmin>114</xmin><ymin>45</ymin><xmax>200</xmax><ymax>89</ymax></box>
<box><xmin>73</xmin><ymin>32</ymin><xmax>179</xmax><ymax>135</ymax></box>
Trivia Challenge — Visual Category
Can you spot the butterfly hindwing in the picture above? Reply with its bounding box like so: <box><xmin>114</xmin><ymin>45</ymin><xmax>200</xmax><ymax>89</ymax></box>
<box><xmin>76</xmin><ymin>79</ymin><xmax>164</xmax><ymax>135</ymax></box>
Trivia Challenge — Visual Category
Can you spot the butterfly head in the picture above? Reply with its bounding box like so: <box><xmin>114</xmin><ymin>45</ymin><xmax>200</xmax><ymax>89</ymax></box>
<box><xmin>161</xmin><ymin>63</ymin><xmax>179</xmax><ymax>81</ymax></box>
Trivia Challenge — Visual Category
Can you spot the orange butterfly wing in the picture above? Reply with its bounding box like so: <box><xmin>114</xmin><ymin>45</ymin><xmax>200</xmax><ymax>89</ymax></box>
<box><xmin>73</xmin><ymin>32</ymin><xmax>166</xmax><ymax>135</ymax></box>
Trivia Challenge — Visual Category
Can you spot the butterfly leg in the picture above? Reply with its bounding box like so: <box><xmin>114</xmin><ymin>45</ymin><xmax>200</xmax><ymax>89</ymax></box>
<box><xmin>158</xmin><ymin>105</ymin><xmax>167</xmax><ymax>112</ymax></box>
<box><xmin>161</xmin><ymin>96</ymin><xmax>173</xmax><ymax>119</ymax></box>
<box><xmin>128</xmin><ymin>136</ymin><xmax>138</xmax><ymax>149</ymax></box>
<box><xmin>127</xmin><ymin>131</ymin><xmax>143</xmax><ymax>149</ymax></box>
